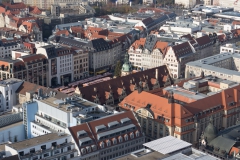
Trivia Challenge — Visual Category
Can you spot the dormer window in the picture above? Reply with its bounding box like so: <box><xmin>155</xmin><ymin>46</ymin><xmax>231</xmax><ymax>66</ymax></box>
<box><xmin>86</xmin><ymin>146</ymin><xmax>91</xmax><ymax>153</ymax></box>
<box><xmin>91</xmin><ymin>145</ymin><xmax>97</xmax><ymax>151</ymax></box>
<box><xmin>108</xmin><ymin>121</ymin><xmax>119</xmax><ymax>128</ymax></box>
<box><xmin>130</xmin><ymin>132</ymin><xmax>134</xmax><ymax>139</ymax></box>
<box><xmin>81</xmin><ymin>148</ymin><xmax>86</xmax><ymax>154</ymax></box>
<box><xmin>112</xmin><ymin>138</ymin><xmax>117</xmax><ymax>145</ymax></box>
<box><xmin>118</xmin><ymin>136</ymin><xmax>123</xmax><ymax>143</ymax></box>
<box><xmin>124</xmin><ymin>134</ymin><xmax>129</xmax><ymax>141</ymax></box>
<box><xmin>106</xmin><ymin>140</ymin><xmax>111</xmax><ymax>147</ymax></box>
<box><xmin>100</xmin><ymin>141</ymin><xmax>105</xmax><ymax>148</ymax></box>
<box><xmin>135</xmin><ymin>130</ymin><xmax>140</xmax><ymax>137</ymax></box>
<box><xmin>121</xmin><ymin>117</ymin><xmax>131</xmax><ymax>124</ymax></box>
<box><xmin>77</xmin><ymin>130</ymin><xmax>87</xmax><ymax>138</ymax></box>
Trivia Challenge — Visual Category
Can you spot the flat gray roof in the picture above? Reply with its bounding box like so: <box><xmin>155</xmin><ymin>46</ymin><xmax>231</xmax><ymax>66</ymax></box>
<box><xmin>186</xmin><ymin>52</ymin><xmax>240</xmax><ymax>76</ymax></box>
<box><xmin>7</xmin><ymin>133</ymin><xmax>69</xmax><ymax>150</ymax></box>
<box><xmin>143</xmin><ymin>136</ymin><xmax>192</xmax><ymax>155</ymax></box>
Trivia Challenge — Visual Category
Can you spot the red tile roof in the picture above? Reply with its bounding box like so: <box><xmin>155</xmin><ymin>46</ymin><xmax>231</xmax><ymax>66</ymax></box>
<box><xmin>77</xmin><ymin>66</ymin><xmax>172</xmax><ymax>104</ymax></box>
<box><xmin>68</xmin><ymin>111</ymin><xmax>143</xmax><ymax>153</ymax></box>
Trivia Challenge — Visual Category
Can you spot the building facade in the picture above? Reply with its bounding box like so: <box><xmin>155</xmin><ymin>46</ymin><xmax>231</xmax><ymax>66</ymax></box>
<box><xmin>119</xmin><ymin>76</ymin><xmax>240</xmax><ymax>146</ymax></box>
<box><xmin>5</xmin><ymin>133</ymin><xmax>78</xmax><ymax>160</ymax></box>
<box><xmin>68</xmin><ymin>111</ymin><xmax>145</xmax><ymax>160</ymax></box>
<box><xmin>73</xmin><ymin>49</ymin><xmax>89</xmax><ymax>80</ymax></box>
<box><xmin>185</xmin><ymin>52</ymin><xmax>240</xmax><ymax>82</ymax></box>
<box><xmin>164</xmin><ymin>35</ymin><xmax>213</xmax><ymax>79</ymax></box>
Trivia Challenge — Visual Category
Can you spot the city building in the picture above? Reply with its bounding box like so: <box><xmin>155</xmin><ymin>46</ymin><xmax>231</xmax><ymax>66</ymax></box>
<box><xmin>117</xmin><ymin>136</ymin><xmax>219</xmax><ymax>160</ymax></box>
<box><xmin>0</xmin><ymin>54</ymin><xmax>48</xmax><ymax>86</ymax></box>
<box><xmin>0</xmin><ymin>38</ymin><xmax>22</xmax><ymax>58</ymax></box>
<box><xmin>0</xmin><ymin>107</ymin><xmax>25</xmax><ymax>144</ymax></box>
<box><xmin>22</xmin><ymin>86</ymin><xmax>115</xmax><ymax>138</ymax></box>
<box><xmin>72</xmin><ymin>48</ymin><xmax>89</xmax><ymax>80</ymax></box>
<box><xmin>185</xmin><ymin>52</ymin><xmax>240</xmax><ymax>82</ymax></box>
<box><xmin>119</xmin><ymin>75</ymin><xmax>240</xmax><ymax>145</ymax></box>
<box><xmin>121</xmin><ymin>53</ymin><xmax>133</xmax><ymax>77</ymax></box>
<box><xmin>68</xmin><ymin>111</ymin><xmax>145</xmax><ymax>160</ymax></box>
<box><xmin>36</xmin><ymin>44</ymin><xmax>73</xmax><ymax>86</ymax></box>
<box><xmin>0</xmin><ymin>78</ymin><xmax>23</xmax><ymax>111</ymax></box>
<box><xmin>75</xmin><ymin>66</ymin><xmax>172</xmax><ymax>105</ymax></box>
<box><xmin>199</xmin><ymin>117</ymin><xmax>240</xmax><ymax>159</ymax></box>
<box><xmin>159</xmin><ymin>16</ymin><xmax>202</xmax><ymax>34</ymax></box>
<box><xmin>48</xmin><ymin>36</ymin><xmax>121</xmax><ymax>75</ymax></box>
<box><xmin>18</xmin><ymin>20</ymin><xmax>42</xmax><ymax>42</ymax></box>
<box><xmin>175</xmin><ymin>0</ymin><xmax>196</xmax><ymax>8</ymax></box>
<box><xmin>164</xmin><ymin>35</ymin><xmax>213</xmax><ymax>79</ymax></box>
<box><xmin>5</xmin><ymin>133</ymin><xmax>78</xmax><ymax>160</ymax></box>
<box><xmin>213</xmin><ymin>0</ymin><xmax>240</xmax><ymax>11</ymax></box>
<box><xmin>51</xmin><ymin>4</ymin><xmax>60</xmax><ymax>17</ymax></box>
<box><xmin>128</xmin><ymin>35</ymin><xmax>168</xmax><ymax>70</ymax></box>
<box><xmin>220</xmin><ymin>43</ymin><xmax>240</xmax><ymax>53</ymax></box>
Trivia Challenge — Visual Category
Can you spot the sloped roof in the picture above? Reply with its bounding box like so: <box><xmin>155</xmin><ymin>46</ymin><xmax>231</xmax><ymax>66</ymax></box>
<box><xmin>16</xmin><ymin>81</ymin><xmax>67</xmax><ymax>99</ymax></box>
<box><xmin>171</xmin><ymin>42</ymin><xmax>193</xmax><ymax>59</ymax></box>
<box><xmin>78</xmin><ymin>65</ymin><xmax>172</xmax><ymax>104</ymax></box>
<box><xmin>68</xmin><ymin>111</ymin><xmax>142</xmax><ymax>153</ymax></box>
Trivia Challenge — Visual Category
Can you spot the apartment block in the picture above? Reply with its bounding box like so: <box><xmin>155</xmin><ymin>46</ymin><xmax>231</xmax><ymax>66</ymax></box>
<box><xmin>185</xmin><ymin>52</ymin><xmax>240</xmax><ymax>82</ymax></box>
<box><xmin>164</xmin><ymin>35</ymin><xmax>213</xmax><ymax>79</ymax></box>
<box><xmin>119</xmin><ymin>75</ymin><xmax>240</xmax><ymax>145</ymax></box>
<box><xmin>68</xmin><ymin>111</ymin><xmax>145</xmax><ymax>160</ymax></box>
<box><xmin>5</xmin><ymin>133</ymin><xmax>78</xmax><ymax>160</ymax></box>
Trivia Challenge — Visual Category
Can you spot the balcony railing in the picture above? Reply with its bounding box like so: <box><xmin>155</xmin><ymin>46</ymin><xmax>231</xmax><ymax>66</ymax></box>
<box><xmin>20</xmin><ymin>143</ymin><xmax>75</xmax><ymax>159</ymax></box>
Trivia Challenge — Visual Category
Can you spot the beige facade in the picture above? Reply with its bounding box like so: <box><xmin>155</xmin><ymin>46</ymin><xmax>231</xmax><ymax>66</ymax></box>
<box><xmin>185</xmin><ymin>52</ymin><xmax>240</xmax><ymax>83</ymax></box>
<box><xmin>0</xmin><ymin>55</ymin><xmax>48</xmax><ymax>86</ymax></box>
<box><xmin>73</xmin><ymin>49</ymin><xmax>89</xmax><ymax>80</ymax></box>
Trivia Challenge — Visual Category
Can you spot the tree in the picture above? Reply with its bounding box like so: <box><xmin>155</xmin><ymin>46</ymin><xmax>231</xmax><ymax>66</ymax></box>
<box><xmin>114</xmin><ymin>60</ymin><xmax>122</xmax><ymax>77</ymax></box>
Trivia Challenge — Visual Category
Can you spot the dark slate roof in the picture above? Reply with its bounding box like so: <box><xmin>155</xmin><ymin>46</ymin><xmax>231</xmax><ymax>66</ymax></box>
<box><xmin>40</xmin><ymin>45</ymin><xmax>57</xmax><ymax>59</ymax></box>
<box><xmin>87</xmin><ymin>38</ymin><xmax>112</xmax><ymax>51</ymax></box>
<box><xmin>208</xmin><ymin>136</ymin><xmax>236</xmax><ymax>153</ymax></box>
<box><xmin>144</xmin><ymin>34</ymin><xmax>158</xmax><ymax>51</ymax></box>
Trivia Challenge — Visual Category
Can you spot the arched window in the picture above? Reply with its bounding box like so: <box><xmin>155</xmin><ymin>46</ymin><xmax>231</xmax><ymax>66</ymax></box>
<box><xmin>135</xmin><ymin>130</ymin><xmax>140</xmax><ymax>137</ymax></box>
<box><xmin>81</xmin><ymin>148</ymin><xmax>86</xmax><ymax>154</ymax></box>
<box><xmin>118</xmin><ymin>136</ymin><xmax>123</xmax><ymax>143</ymax></box>
<box><xmin>86</xmin><ymin>146</ymin><xmax>91</xmax><ymax>153</ymax></box>
<box><xmin>112</xmin><ymin>138</ymin><xmax>117</xmax><ymax>145</ymax></box>
<box><xmin>124</xmin><ymin>134</ymin><xmax>129</xmax><ymax>141</ymax></box>
<box><xmin>100</xmin><ymin>141</ymin><xmax>105</xmax><ymax>149</ymax></box>
<box><xmin>130</xmin><ymin>132</ymin><xmax>134</xmax><ymax>139</ymax></box>
<box><xmin>106</xmin><ymin>140</ymin><xmax>111</xmax><ymax>147</ymax></box>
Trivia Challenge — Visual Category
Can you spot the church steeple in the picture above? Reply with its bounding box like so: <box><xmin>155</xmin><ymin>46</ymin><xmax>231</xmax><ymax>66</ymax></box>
<box><xmin>121</xmin><ymin>52</ymin><xmax>133</xmax><ymax>76</ymax></box>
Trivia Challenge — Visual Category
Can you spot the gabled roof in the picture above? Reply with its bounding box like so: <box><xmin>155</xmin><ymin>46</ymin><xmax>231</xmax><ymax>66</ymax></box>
<box><xmin>68</xmin><ymin>111</ymin><xmax>142</xmax><ymax>153</ymax></box>
<box><xmin>21</xmin><ymin>21</ymin><xmax>39</xmax><ymax>32</ymax></box>
<box><xmin>78</xmin><ymin>65</ymin><xmax>172</xmax><ymax>104</ymax></box>
<box><xmin>171</xmin><ymin>42</ymin><xmax>193</xmax><ymax>59</ymax></box>
<box><xmin>29</xmin><ymin>6</ymin><xmax>41</xmax><ymax>14</ymax></box>
<box><xmin>195</xmin><ymin>35</ymin><xmax>211</xmax><ymax>46</ymax></box>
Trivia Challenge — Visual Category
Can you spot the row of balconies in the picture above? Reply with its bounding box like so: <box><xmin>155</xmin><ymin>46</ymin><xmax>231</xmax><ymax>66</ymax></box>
<box><xmin>21</xmin><ymin>143</ymin><xmax>75</xmax><ymax>160</ymax></box>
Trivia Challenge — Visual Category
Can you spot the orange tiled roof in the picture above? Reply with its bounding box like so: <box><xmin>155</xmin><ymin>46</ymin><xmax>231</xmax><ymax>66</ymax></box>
<box><xmin>21</xmin><ymin>21</ymin><xmax>39</xmax><ymax>32</ymax></box>
<box><xmin>130</xmin><ymin>38</ymin><xmax>146</xmax><ymax>50</ymax></box>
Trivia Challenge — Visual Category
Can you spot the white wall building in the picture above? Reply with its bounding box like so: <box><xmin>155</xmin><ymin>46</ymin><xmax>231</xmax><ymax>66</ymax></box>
<box><xmin>175</xmin><ymin>0</ymin><xmax>196</xmax><ymax>8</ymax></box>
<box><xmin>0</xmin><ymin>39</ymin><xmax>22</xmax><ymax>58</ymax></box>
<box><xmin>185</xmin><ymin>52</ymin><xmax>240</xmax><ymax>82</ymax></box>
<box><xmin>22</xmin><ymin>89</ymin><xmax>113</xmax><ymax>139</ymax></box>
<box><xmin>36</xmin><ymin>44</ymin><xmax>73</xmax><ymax>86</ymax></box>
<box><xmin>0</xmin><ymin>78</ymin><xmax>23</xmax><ymax>112</ymax></box>
<box><xmin>220</xmin><ymin>43</ymin><xmax>240</xmax><ymax>54</ymax></box>
<box><xmin>5</xmin><ymin>133</ymin><xmax>78</xmax><ymax>160</ymax></box>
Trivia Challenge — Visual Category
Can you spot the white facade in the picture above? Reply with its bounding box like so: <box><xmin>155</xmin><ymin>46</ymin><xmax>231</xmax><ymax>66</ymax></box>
<box><xmin>0</xmin><ymin>78</ymin><xmax>23</xmax><ymax>112</ymax></box>
<box><xmin>185</xmin><ymin>52</ymin><xmax>240</xmax><ymax>83</ymax></box>
<box><xmin>5</xmin><ymin>133</ymin><xmax>78</xmax><ymax>160</ymax></box>
<box><xmin>0</xmin><ymin>42</ymin><xmax>22</xmax><ymax>58</ymax></box>
<box><xmin>175</xmin><ymin>0</ymin><xmax>196</xmax><ymax>8</ymax></box>
<box><xmin>220</xmin><ymin>43</ymin><xmax>240</xmax><ymax>54</ymax></box>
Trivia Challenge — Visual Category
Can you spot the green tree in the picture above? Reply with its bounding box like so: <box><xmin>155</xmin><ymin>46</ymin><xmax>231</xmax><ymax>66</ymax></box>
<box><xmin>114</xmin><ymin>60</ymin><xmax>122</xmax><ymax>77</ymax></box>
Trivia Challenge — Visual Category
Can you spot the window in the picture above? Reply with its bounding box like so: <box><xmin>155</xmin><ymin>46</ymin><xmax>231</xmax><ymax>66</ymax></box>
<box><xmin>124</xmin><ymin>134</ymin><xmax>129</xmax><ymax>141</ymax></box>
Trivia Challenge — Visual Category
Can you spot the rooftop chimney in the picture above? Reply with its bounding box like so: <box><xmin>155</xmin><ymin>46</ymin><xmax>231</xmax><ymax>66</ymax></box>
<box><xmin>155</xmin><ymin>69</ymin><xmax>158</xmax><ymax>80</ymax></box>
